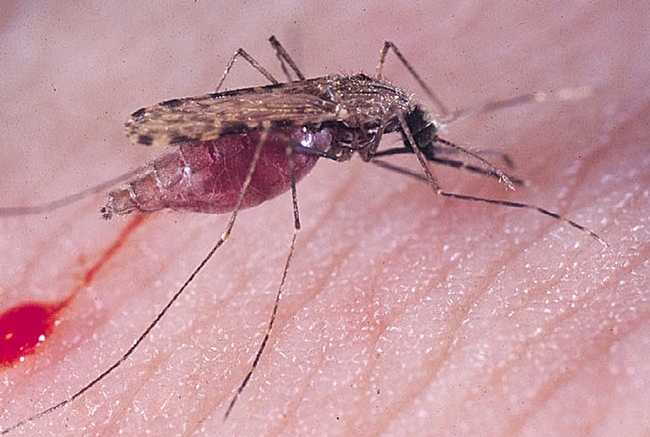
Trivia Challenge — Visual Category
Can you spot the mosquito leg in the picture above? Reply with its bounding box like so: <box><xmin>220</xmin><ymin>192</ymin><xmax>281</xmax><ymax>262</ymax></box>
<box><xmin>0</xmin><ymin>165</ymin><xmax>150</xmax><ymax>216</ymax></box>
<box><xmin>375</xmin><ymin>139</ymin><xmax>518</xmax><ymax>171</ymax></box>
<box><xmin>472</xmin><ymin>148</ymin><xmax>515</xmax><ymax>169</ymax></box>
<box><xmin>439</xmin><ymin>88</ymin><xmax>590</xmax><ymax>126</ymax></box>
<box><xmin>436</xmin><ymin>190</ymin><xmax>608</xmax><ymax>246</ymax></box>
<box><xmin>396</xmin><ymin>110</ymin><xmax>608</xmax><ymax>247</ymax></box>
<box><xmin>215</xmin><ymin>48</ymin><xmax>279</xmax><ymax>92</ymax></box>
<box><xmin>397</xmin><ymin>111</ymin><xmax>442</xmax><ymax>194</ymax></box>
<box><xmin>425</xmin><ymin>145</ymin><xmax>516</xmax><ymax>169</ymax></box>
<box><xmin>376</xmin><ymin>41</ymin><xmax>450</xmax><ymax>118</ymax></box>
<box><xmin>268</xmin><ymin>35</ymin><xmax>306</xmax><ymax>82</ymax></box>
<box><xmin>371</xmin><ymin>156</ymin><xmax>526</xmax><ymax>186</ymax></box>
<box><xmin>434</xmin><ymin>137</ymin><xmax>516</xmax><ymax>190</ymax></box>
<box><xmin>224</xmin><ymin>135</ymin><xmax>303</xmax><ymax>418</ymax></box>
<box><xmin>377</xmin><ymin>42</ymin><xmax>593</xmax><ymax>129</ymax></box>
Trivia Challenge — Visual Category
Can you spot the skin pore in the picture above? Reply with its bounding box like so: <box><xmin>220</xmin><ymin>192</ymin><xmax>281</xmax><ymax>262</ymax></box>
<box><xmin>1</xmin><ymin>2</ymin><xmax>648</xmax><ymax>436</ymax></box>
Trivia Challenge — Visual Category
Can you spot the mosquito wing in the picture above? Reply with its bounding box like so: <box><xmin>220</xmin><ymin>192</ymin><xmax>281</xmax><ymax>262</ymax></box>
<box><xmin>125</xmin><ymin>79</ymin><xmax>343</xmax><ymax>147</ymax></box>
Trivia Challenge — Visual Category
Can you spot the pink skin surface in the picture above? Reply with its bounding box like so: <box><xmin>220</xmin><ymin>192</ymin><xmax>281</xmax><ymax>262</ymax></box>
<box><xmin>1</xmin><ymin>2</ymin><xmax>648</xmax><ymax>436</ymax></box>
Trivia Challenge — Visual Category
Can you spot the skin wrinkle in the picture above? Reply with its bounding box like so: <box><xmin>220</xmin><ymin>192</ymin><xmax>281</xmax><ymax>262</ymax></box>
<box><xmin>0</xmin><ymin>2</ymin><xmax>648</xmax><ymax>436</ymax></box>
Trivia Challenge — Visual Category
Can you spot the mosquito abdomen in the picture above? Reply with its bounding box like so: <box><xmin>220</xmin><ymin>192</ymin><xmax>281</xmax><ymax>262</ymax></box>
<box><xmin>102</xmin><ymin>127</ymin><xmax>332</xmax><ymax>218</ymax></box>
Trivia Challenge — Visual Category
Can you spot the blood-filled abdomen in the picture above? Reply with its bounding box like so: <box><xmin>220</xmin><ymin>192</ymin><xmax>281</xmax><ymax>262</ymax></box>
<box><xmin>103</xmin><ymin>126</ymin><xmax>332</xmax><ymax>217</ymax></box>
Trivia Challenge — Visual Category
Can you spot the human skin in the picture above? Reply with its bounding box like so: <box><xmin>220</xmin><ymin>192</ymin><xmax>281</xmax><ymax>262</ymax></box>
<box><xmin>1</xmin><ymin>2</ymin><xmax>648</xmax><ymax>436</ymax></box>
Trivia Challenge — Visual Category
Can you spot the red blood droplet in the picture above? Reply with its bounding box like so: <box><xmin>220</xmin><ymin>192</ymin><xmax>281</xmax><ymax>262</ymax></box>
<box><xmin>0</xmin><ymin>214</ymin><xmax>147</xmax><ymax>368</ymax></box>
<box><xmin>0</xmin><ymin>301</ymin><xmax>67</xmax><ymax>367</ymax></box>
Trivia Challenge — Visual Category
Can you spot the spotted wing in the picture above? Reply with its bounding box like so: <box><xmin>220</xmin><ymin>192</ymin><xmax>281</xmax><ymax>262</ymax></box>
<box><xmin>125</xmin><ymin>83</ymin><xmax>342</xmax><ymax>147</ymax></box>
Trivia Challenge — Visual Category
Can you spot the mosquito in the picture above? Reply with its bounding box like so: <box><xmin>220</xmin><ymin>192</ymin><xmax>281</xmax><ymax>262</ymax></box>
<box><xmin>1</xmin><ymin>35</ymin><xmax>606</xmax><ymax>434</ymax></box>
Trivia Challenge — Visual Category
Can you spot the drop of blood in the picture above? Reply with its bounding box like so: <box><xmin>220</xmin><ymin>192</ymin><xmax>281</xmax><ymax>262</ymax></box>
<box><xmin>0</xmin><ymin>215</ymin><xmax>146</xmax><ymax>370</ymax></box>
<box><xmin>0</xmin><ymin>300</ymin><xmax>67</xmax><ymax>367</ymax></box>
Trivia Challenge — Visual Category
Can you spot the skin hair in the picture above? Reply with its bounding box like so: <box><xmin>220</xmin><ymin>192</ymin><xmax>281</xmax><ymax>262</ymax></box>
<box><xmin>1</xmin><ymin>2</ymin><xmax>648</xmax><ymax>435</ymax></box>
